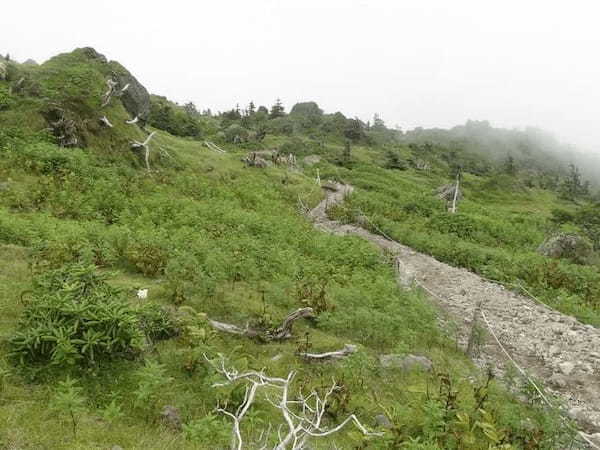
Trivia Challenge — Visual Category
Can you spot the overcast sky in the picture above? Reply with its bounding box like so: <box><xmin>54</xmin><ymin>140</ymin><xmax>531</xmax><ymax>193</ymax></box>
<box><xmin>2</xmin><ymin>0</ymin><xmax>599</xmax><ymax>151</ymax></box>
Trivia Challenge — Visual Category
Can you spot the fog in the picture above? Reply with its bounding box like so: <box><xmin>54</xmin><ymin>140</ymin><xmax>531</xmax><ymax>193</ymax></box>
<box><xmin>2</xmin><ymin>0</ymin><xmax>600</xmax><ymax>152</ymax></box>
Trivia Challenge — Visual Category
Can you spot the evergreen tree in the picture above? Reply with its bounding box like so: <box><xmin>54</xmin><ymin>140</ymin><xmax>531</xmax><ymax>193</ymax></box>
<box><xmin>183</xmin><ymin>102</ymin><xmax>199</xmax><ymax>117</ymax></box>
<box><xmin>270</xmin><ymin>98</ymin><xmax>285</xmax><ymax>118</ymax></box>
<box><xmin>561</xmin><ymin>164</ymin><xmax>586</xmax><ymax>200</ymax></box>
<box><xmin>248</xmin><ymin>101</ymin><xmax>256</xmax><ymax>115</ymax></box>
<box><xmin>335</xmin><ymin>140</ymin><xmax>353</xmax><ymax>168</ymax></box>
<box><xmin>504</xmin><ymin>155</ymin><xmax>516</xmax><ymax>175</ymax></box>
<box><xmin>372</xmin><ymin>113</ymin><xmax>386</xmax><ymax>131</ymax></box>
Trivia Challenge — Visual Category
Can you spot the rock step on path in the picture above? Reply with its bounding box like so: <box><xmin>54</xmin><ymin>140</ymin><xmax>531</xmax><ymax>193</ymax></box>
<box><xmin>309</xmin><ymin>183</ymin><xmax>600</xmax><ymax>446</ymax></box>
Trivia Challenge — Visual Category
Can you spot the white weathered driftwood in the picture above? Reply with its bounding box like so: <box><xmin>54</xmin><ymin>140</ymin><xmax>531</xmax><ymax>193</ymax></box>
<box><xmin>205</xmin><ymin>356</ymin><xmax>381</xmax><ymax>450</ymax></box>
<box><xmin>298</xmin><ymin>344</ymin><xmax>357</xmax><ymax>361</ymax></box>
<box><xmin>131</xmin><ymin>131</ymin><xmax>156</xmax><ymax>171</ymax></box>
<box><xmin>101</xmin><ymin>79</ymin><xmax>118</xmax><ymax>107</ymax></box>
<box><xmin>126</xmin><ymin>115</ymin><xmax>139</xmax><ymax>124</ymax></box>
<box><xmin>99</xmin><ymin>115</ymin><xmax>113</xmax><ymax>128</ymax></box>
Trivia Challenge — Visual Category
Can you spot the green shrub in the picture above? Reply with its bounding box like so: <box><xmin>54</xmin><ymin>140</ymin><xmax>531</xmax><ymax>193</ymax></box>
<box><xmin>137</xmin><ymin>303</ymin><xmax>180</xmax><ymax>341</ymax></box>
<box><xmin>125</xmin><ymin>236</ymin><xmax>170</xmax><ymax>277</ymax></box>
<box><xmin>427</xmin><ymin>213</ymin><xmax>478</xmax><ymax>240</ymax></box>
<box><xmin>9</xmin><ymin>263</ymin><xmax>143</xmax><ymax>366</ymax></box>
<box><xmin>223</xmin><ymin>124</ymin><xmax>249</xmax><ymax>143</ymax></box>
<box><xmin>0</xmin><ymin>85</ymin><xmax>14</xmax><ymax>110</ymax></box>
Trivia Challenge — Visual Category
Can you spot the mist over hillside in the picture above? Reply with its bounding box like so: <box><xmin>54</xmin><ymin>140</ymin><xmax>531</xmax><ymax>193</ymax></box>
<box><xmin>2</xmin><ymin>44</ymin><xmax>600</xmax><ymax>448</ymax></box>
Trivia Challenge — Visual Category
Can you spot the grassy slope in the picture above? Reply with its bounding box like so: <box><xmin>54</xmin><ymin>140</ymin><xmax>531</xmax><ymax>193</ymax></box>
<box><xmin>307</xmin><ymin>143</ymin><xmax>600</xmax><ymax>327</ymax></box>
<box><xmin>0</xmin><ymin>52</ymin><xmax>580</xmax><ymax>449</ymax></box>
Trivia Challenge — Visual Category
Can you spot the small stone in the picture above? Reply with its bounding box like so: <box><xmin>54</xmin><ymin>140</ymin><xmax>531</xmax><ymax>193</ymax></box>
<box><xmin>548</xmin><ymin>345</ymin><xmax>561</xmax><ymax>356</ymax></box>
<box><xmin>160</xmin><ymin>405</ymin><xmax>182</xmax><ymax>430</ymax></box>
<box><xmin>379</xmin><ymin>354</ymin><xmax>433</xmax><ymax>371</ymax></box>
<box><xmin>558</xmin><ymin>361</ymin><xmax>575</xmax><ymax>376</ymax></box>
<box><xmin>549</xmin><ymin>374</ymin><xmax>567</xmax><ymax>388</ymax></box>
<box><xmin>374</xmin><ymin>414</ymin><xmax>393</xmax><ymax>429</ymax></box>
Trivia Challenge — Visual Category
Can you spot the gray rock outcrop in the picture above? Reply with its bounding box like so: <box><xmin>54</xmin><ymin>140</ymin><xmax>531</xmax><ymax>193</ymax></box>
<box><xmin>109</xmin><ymin>61</ymin><xmax>151</xmax><ymax>124</ymax></box>
<box><xmin>379</xmin><ymin>354</ymin><xmax>433</xmax><ymax>371</ymax></box>
<box><xmin>537</xmin><ymin>233</ymin><xmax>593</xmax><ymax>264</ymax></box>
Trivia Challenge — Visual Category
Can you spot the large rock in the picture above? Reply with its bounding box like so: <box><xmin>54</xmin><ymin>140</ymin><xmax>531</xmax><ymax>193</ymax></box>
<box><xmin>79</xmin><ymin>47</ymin><xmax>108</xmax><ymax>63</ymax></box>
<box><xmin>109</xmin><ymin>61</ymin><xmax>151</xmax><ymax>124</ymax></box>
<box><xmin>374</xmin><ymin>414</ymin><xmax>393</xmax><ymax>429</ymax></box>
<box><xmin>537</xmin><ymin>233</ymin><xmax>593</xmax><ymax>264</ymax></box>
<box><xmin>303</xmin><ymin>155</ymin><xmax>321</xmax><ymax>166</ymax></box>
<box><xmin>77</xmin><ymin>47</ymin><xmax>150</xmax><ymax>123</ymax></box>
<box><xmin>379</xmin><ymin>354</ymin><xmax>433</xmax><ymax>371</ymax></box>
<box><xmin>160</xmin><ymin>405</ymin><xmax>182</xmax><ymax>430</ymax></box>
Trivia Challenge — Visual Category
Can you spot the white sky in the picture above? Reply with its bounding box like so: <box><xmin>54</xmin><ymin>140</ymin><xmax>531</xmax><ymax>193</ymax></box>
<box><xmin>2</xmin><ymin>0</ymin><xmax>600</xmax><ymax>151</ymax></box>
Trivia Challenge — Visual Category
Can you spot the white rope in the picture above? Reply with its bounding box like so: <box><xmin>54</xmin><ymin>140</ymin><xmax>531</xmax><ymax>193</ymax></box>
<box><xmin>412</xmin><ymin>274</ymin><xmax>597</xmax><ymax>448</ymax></box>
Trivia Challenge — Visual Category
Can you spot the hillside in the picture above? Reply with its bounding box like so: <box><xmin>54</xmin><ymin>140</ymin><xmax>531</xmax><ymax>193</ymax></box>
<box><xmin>1</xmin><ymin>48</ymin><xmax>599</xmax><ymax>449</ymax></box>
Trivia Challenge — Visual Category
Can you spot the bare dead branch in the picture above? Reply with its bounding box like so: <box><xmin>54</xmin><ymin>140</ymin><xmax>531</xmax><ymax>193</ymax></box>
<box><xmin>99</xmin><ymin>115</ymin><xmax>113</xmax><ymax>128</ymax></box>
<box><xmin>126</xmin><ymin>115</ymin><xmax>139</xmax><ymax>124</ymax></box>
<box><xmin>205</xmin><ymin>355</ymin><xmax>381</xmax><ymax>449</ymax></box>
<box><xmin>131</xmin><ymin>131</ymin><xmax>156</xmax><ymax>171</ymax></box>
<box><xmin>101</xmin><ymin>79</ymin><xmax>118</xmax><ymax>107</ymax></box>
<box><xmin>298</xmin><ymin>344</ymin><xmax>357</xmax><ymax>361</ymax></box>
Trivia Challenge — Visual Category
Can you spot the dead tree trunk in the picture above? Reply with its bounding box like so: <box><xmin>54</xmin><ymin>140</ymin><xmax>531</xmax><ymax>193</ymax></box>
<box><xmin>269</xmin><ymin>307</ymin><xmax>314</xmax><ymax>340</ymax></box>
<box><xmin>451</xmin><ymin>171</ymin><xmax>460</xmax><ymax>214</ymax></box>
<box><xmin>298</xmin><ymin>344</ymin><xmax>357</xmax><ymax>361</ymax></box>
<box><xmin>209</xmin><ymin>307</ymin><xmax>314</xmax><ymax>341</ymax></box>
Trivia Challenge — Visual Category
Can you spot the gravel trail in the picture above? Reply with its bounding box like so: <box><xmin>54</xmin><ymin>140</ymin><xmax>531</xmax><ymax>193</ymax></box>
<box><xmin>309</xmin><ymin>183</ymin><xmax>600</xmax><ymax>444</ymax></box>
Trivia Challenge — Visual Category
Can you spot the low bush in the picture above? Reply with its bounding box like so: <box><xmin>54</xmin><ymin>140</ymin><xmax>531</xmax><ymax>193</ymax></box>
<box><xmin>9</xmin><ymin>263</ymin><xmax>143</xmax><ymax>366</ymax></box>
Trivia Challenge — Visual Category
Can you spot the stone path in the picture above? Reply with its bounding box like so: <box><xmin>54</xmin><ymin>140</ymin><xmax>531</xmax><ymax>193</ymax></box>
<box><xmin>309</xmin><ymin>183</ymin><xmax>600</xmax><ymax>445</ymax></box>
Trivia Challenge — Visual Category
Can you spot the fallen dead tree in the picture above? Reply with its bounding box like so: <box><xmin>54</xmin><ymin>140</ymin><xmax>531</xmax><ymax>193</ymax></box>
<box><xmin>205</xmin><ymin>355</ymin><xmax>381</xmax><ymax>450</ymax></box>
<box><xmin>209</xmin><ymin>307</ymin><xmax>314</xmax><ymax>341</ymax></box>
<box><xmin>298</xmin><ymin>344</ymin><xmax>357</xmax><ymax>361</ymax></box>
<box><xmin>204</xmin><ymin>140</ymin><xmax>226</xmax><ymax>153</ymax></box>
